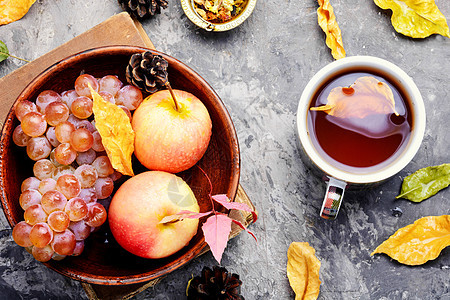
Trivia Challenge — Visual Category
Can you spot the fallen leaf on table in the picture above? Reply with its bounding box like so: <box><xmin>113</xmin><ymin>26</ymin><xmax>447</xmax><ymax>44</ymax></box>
<box><xmin>91</xmin><ymin>86</ymin><xmax>135</xmax><ymax>176</ymax></box>
<box><xmin>371</xmin><ymin>215</ymin><xmax>450</xmax><ymax>265</ymax></box>
<box><xmin>374</xmin><ymin>0</ymin><xmax>450</xmax><ymax>38</ymax></box>
<box><xmin>397</xmin><ymin>163</ymin><xmax>450</xmax><ymax>202</ymax></box>
<box><xmin>287</xmin><ymin>242</ymin><xmax>321</xmax><ymax>300</ymax></box>
<box><xmin>317</xmin><ymin>0</ymin><xmax>346</xmax><ymax>60</ymax></box>
<box><xmin>310</xmin><ymin>76</ymin><xmax>398</xmax><ymax>118</ymax></box>
<box><xmin>0</xmin><ymin>0</ymin><xmax>36</xmax><ymax>25</ymax></box>
<box><xmin>0</xmin><ymin>40</ymin><xmax>8</xmax><ymax>62</ymax></box>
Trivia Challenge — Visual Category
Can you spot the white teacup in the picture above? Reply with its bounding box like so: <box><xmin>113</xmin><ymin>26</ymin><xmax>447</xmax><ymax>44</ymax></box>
<box><xmin>296</xmin><ymin>56</ymin><xmax>426</xmax><ymax>219</ymax></box>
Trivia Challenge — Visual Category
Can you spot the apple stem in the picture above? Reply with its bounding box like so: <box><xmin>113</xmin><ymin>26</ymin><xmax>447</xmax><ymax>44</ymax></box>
<box><xmin>165</xmin><ymin>82</ymin><xmax>180</xmax><ymax>112</ymax></box>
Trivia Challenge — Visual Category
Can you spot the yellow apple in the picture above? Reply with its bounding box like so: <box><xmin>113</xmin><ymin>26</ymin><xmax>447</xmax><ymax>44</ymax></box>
<box><xmin>108</xmin><ymin>171</ymin><xmax>200</xmax><ymax>259</ymax></box>
<box><xmin>132</xmin><ymin>89</ymin><xmax>212</xmax><ymax>173</ymax></box>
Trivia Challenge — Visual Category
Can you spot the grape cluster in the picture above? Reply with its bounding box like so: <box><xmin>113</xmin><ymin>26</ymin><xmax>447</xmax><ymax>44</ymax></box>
<box><xmin>11</xmin><ymin>73</ymin><xmax>143</xmax><ymax>262</ymax></box>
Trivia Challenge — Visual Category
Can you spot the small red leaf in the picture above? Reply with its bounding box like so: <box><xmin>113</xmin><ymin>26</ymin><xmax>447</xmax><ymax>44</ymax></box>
<box><xmin>231</xmin><ymin>219</ymin><xmax>257</xmax><ymax>242</ymax></box>
<box><xmin>202</xmin><ymin>213</ymin><xmax>232</xmax><ymax>264</ymax></box>
<box><xmin>212</xmin><ymin>194</ymin><xmax>258</xmax><ymax>222</ymax></box>
<box><xmin>159</xmin><ymin>210</ymin><xmax>213</xmax><ymax>224</ymax></box>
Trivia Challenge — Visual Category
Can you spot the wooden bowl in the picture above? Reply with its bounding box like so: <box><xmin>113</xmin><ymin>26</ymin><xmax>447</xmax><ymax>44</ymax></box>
<box><xmin>0</xmin><ymin>46</ymin><xmax>240</xmax><ymax>285</ymax></box>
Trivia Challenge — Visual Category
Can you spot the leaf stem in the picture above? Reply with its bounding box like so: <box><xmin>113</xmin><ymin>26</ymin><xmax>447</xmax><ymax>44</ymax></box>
<box><xmin>165</xmin><ymin>81</ymin><xmax>179</xmax><ymax>112</ymax></box>
<box><xmin>0</xmin><ymin>51</ymin><xmax>30</xmax><ymax>63</ymax></box>
<box><xmin>197</xmin><ymin>166</ymin><xmax>217</xmax><ymax>214</ymax></box>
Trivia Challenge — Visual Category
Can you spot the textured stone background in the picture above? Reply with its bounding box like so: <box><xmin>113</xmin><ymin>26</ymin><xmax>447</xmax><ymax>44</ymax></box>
<box><xmin>1</xmin><ymin>0</ymin><xmax>449</xmax><ymax>299</ymax></box>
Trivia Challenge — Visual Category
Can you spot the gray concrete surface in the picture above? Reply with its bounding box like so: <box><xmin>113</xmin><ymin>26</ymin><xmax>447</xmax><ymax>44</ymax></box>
<box><xmin>1</xmin><ymin>0</ymin><xmax>449</xmax><ymax>299</ymax></box>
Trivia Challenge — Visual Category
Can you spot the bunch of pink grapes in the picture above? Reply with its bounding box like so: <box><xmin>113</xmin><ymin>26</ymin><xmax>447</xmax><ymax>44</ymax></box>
<box><xmin>11</xmin><ymin>73</ymin><xmax>143</xmax><ymax>262</ymax></box>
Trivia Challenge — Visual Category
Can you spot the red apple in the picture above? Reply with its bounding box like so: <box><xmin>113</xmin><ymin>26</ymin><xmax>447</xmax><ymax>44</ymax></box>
<box><xmin>108</xmin><ymin>171</ymin><xmax>200</xmax><ymax>259</ymax></box>
<box><xmin>132</xmin><ymin>89</ymin><xmax>212</xmax><ymax>173</ymax></box>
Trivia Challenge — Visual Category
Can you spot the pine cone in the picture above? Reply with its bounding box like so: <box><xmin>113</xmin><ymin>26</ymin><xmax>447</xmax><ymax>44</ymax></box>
<box><xmin>118</xmin><ymin>0</ymin><xmax>168</xmax><ymax>20</ymax></box>
<box><xmin>125</xmin><ymin>51</ymin><xmax>169</xmax><ymax>94</ymax></box>
<box><xmin>187</xmin><ymin>266</ymin><xmax>245</xmax><ymax>300</ymax></box>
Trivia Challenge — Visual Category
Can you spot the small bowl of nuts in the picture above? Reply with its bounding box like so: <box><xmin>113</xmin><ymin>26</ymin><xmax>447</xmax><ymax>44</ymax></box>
<box><xmin>181</xmin><ymin>0</ymin><xmax>257</xmax><ymax>31</ymax></box>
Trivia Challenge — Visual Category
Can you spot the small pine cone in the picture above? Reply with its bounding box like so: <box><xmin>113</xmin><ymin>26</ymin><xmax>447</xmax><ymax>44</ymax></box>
<box><xmin>118</xmin><ymin>0</ymin><xmax>168</xmax><ymax>20</ymax></box>
<box><xmin>125</xmin><ymin>51</ymin><xmax>169</xmax><ymax>94</ymax></box>
<box><xmin>187</xmin><ymin>266</ymin><xmax>245</xmax><ymax>300</ymax></box>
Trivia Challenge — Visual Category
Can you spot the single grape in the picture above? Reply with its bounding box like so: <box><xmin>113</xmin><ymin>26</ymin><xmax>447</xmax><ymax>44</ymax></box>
<box><xmin>92</xmin><ymin>156</ymin><xmax>114</xmax><ymax>178</ymax></box>
<box><xmin>78</xmin><ymin>188</ymin><xmax>98</xmax><ymax>204</ymax></box>
<box><xmin>76</xmin><ymin>119</ymin><xmax>95</xmax><ymax>132</ymax></box>
<box><xmin>45</xmin><ymin>101</ymin><xmax>69</xmax><ymax>126</ymax></box>
<box><xmin>64</xmin><ymin>197</ymin><xmax>88</xmax><ymax>221</ymax></box>
<box><xmin>47</xmin><ymin>210</ymin><xmax>70</xmax><ymax>232</ymax></box>
<box><xmin>33</xmin><ymin>159</ymin><xmax>56</xmax><ymax>180</ymax></box>
<box><xmin>19</xmin><ymin>189</ymin><xmax>42</xmax><ymax>210</ymax></box>
<box><xmin>56</xmin><ymin>174</ymin><xmax>81</xmax><ymax>199</ymax></box>
<box><xmin>93</xmin><ymin>177</ymin><xmax>114</xmax><ymax>199</ymax></box>
<box><xmin>51</xmin><ymin>252</ymin><xmax>66</xmax><ymax>261</ymax></box>
<box><xmin>24</xmin><ymin>204</ymin><xmax>48</xmax><ymax>225</ymax></box>
<box><xmin>32</xmin><ymin>244</ymin><xmax>54</xmax><ymax>262</ymax></box>
<box><xmin>12</xmin><ymin>221</ymin><xmax>33</xmax><ymax>247</ymax></box>
<box><xmin>99</xmin><ymin>75</ymin><xmax>123</xmax><ymax>96</ymax></box>
<box><xmin>13</xmin><ymin>124</ymin><xmax>31</xmax><ymax>147</ymax></box>
<box><xmin>118</xmin><ymin>105</ymin><xmax>132</xmax><ymax>120</ymax></box>
<box><xmin>15</xmin><ymin>100</ymin><xmax>38</xmax><ymax>122</ymax></box>
<box><xmin>67</xmin><ymin>114</ymin><xmax>81</xmax><ymax>127</ymax></box>
<box><xmin>51</xmin><ymin>229</ymin><xmax>76</xmax><ymax>256</ymax></box>
<box><xmin>68</xmin><ymin>220</ymin><xmax>91</xmax><ymax>241</ymax></box>
<box><xmin>61</xmin><ymin>90</ymin><xmax>78</xmax><ymax>112</ymax></box>
<box><xmin>76</xmin><ymin>148</ymin><xmax>96</xmax><ymax>165</ymax></box>
<box><xmin>90</xmin><ymin>131</ymin><xmax>105</xmax><ymax>152</ymax></box>
<box><xmin>54</xmin><ymin>143</ymin><xmax>77</xmax><ymax>165</ymax></box>
<box><xmin>29</xmin><ymin>222</ymin><xmax>54</xmax><ymax>248</ymax></box>
<box><xmin>70</xmin><ymin>128</ymin><xmax>94</xmax><ymax>152</ymax></box>
<box><xmin>98</xmin><ymin>91</ymin><xmax>115</xmax><ymax>104</ymax></box>
<box><xmin>74</xmin><ymin>74</ymin><xmax>98</xmax><ymax>98</ymax></box>
<box><xmin>109</xmin><ymin>170</ymin><xmax>123</xmax><ymax>182</ymax></box>
<box><xmin>71</xmin><ymin>96</ymin><xmax>93</xmax><ymax>119</ymax></box>
<box><xmin>21</xmin><ymin>112</ymin><xmax>47</xmax><ymax>137</ymax></box>
<box><xmin>115</xmin><ymin>85</ymin><xmax>143</xmax><ymax>110</ymax></box>
<box><xmin>51</xmin><ymin>165</ymin><xmax>75</xmax><ymax>180</ymax></box>
<box><xmin>41</xmin><ymin>190</ymin><xmax>67</xmax><ymax>214</ymax></box>
<box><xmin>49</xmin><ymin>149</ymin><xmax>62</xmax><ymax>167</ymax></box>
<box><xmin>72</xmin><ymin>241</ymin><xmax>85</xmax><ymax>256</ymax></box>
<box><xmin>26</xmin><ymin>136</ymin><xmax>52</xmax><ymax>161</ymax></box>
<box><xmin>55</xmin><ymin>121</ymin><xmax>75</xmax><ymax>143</ymax></box>
<box><xmin>74</xmin><ymin>164</ymin><xmax>98</xmax><ymax>188</ymax></box>
<box><xmin>36</xmin><ymin>90</ymin><xmax>62</xmax><ymax>113</ymax></box>
<box><xmin>46</xmin><ymin>126</ymin><xmax>60</xmax><ymax>148</ymax></box>
<box><xmin>85</xmin><ymin>202</ymin><xmax>107</xmax><ymax>227</ymax></box>
<box><xmin>21</xmin><ymin>177</ymin><xmax>41</xmax><ymax>192</ymax></box>
<box><xmin>38</xmin><ymin>178</ymin><xmax>57</xmax><ymax>195</ymax></box>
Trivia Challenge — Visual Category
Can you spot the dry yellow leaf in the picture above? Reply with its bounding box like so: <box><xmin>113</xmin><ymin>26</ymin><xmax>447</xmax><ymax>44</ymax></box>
<box><xmin>374</xmin><ymin>0</ymin><xmax>450</xmax><ymax>38</ymax></box>
<box><xmin>287</xmin><ymin>242</ymin><xmax>321</xmax><ymax>300</ymax></box>
<box><xmin>317</xmin><ymin>0</ymin><xmax>346</xmax><ymax>60</ymax></box>
<box><xmin>0</xmin><ymin>0</ymin><xmax>36</xmax><ymax>25</ymax></box>
<box><xmin>371</xmin><ymin>215</ymin><xmax>450</xmax><ymax>265</ymax></box>
<box><xmin>91</xmin><ymin>86</ymin><xmax>135</xmax><ymax>176</ymax></box>
<box><xmin>310</xmin><ymin>76</ymin><xmax>399</xmax><ymax>118</ymax></box>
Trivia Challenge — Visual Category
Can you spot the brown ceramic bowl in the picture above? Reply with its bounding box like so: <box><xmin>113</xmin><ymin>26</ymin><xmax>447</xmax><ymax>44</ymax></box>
<box><xmin>0</xmin><ymin>46</ymin><xmax>240</xmax><ymax>285</ymax></box>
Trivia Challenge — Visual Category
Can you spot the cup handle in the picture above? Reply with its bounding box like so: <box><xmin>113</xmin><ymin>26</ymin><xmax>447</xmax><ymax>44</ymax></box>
<box><xmin>320</xmin><ymin>177</ymin><xmax>347</xmax><ymax>220</ymax></box>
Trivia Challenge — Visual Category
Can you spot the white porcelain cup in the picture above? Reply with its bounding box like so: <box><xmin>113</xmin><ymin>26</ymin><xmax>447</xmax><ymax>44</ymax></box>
<box><xmin>296</xmin><ymin>56</ymin><xmax>426</xmax><ymax>220</ymax></box>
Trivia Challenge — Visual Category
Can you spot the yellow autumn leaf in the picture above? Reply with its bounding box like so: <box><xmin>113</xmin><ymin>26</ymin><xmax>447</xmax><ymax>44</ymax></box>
<box><xmin>371</xmin><ymin>215</ymin><xmax>450</xmax><ymax>265</ymax></box>
<box><xmin>317</xmin><ymin>0</ymin><xmax>346</xmax><ymax>60</ymax></box>
<box><xmin>90</xmin><ymin>86</ymin><xmax>135</xmax><ymax>176</ymax></box>
<box><xmin>310</xmin><ymin>76</ymin><xmax>399</xmax><ymax>118</ymax></box>
<box><xmin>287</xmin><ymin>242</ymin><xmax>321</xmax><ymax>300</ymax></box>
<box><xmin>374</xmin><ymin>0</ymin><xmax>450</xmax><ymax>38</ymax></box>
<box><xmin>0</xmin><ymin>0</ymin><xmax>36</xmax><ymax>25</ymax></box>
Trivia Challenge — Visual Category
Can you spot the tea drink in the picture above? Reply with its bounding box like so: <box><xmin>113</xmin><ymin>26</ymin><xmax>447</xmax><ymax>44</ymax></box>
<box><xmin>307</xmin><ymin>72</ymin><xmax>413</xmax><ymax>173</ymax></box>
